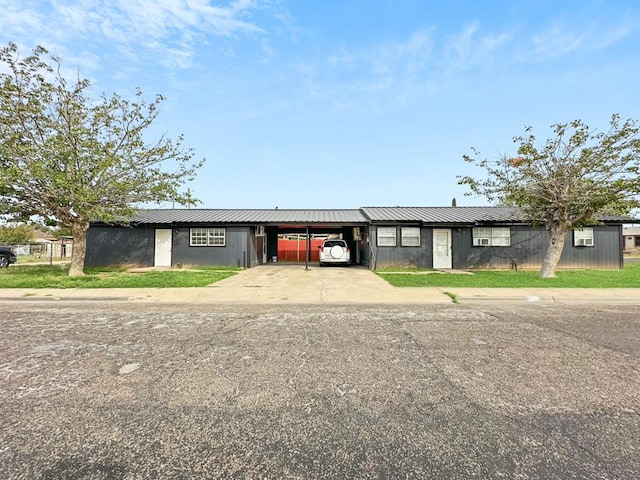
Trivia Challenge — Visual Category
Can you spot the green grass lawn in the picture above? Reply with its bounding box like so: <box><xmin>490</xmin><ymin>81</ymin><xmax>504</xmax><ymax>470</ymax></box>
<box><xmin>0</xmin><ymin>265</ymin><xmax>239</xmax><ymax>288</ymax></box>
<box><xmin>376</xmin><ymin>263</ymin><xmax>640</xmax><ymax>288</ymax></box>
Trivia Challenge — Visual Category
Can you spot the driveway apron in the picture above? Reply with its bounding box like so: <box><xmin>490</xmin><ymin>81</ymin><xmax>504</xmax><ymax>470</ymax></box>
<box><xmin>206</xmin><ymin>264</ymin><xmax>447</xmax><ymax>304</ymax></box>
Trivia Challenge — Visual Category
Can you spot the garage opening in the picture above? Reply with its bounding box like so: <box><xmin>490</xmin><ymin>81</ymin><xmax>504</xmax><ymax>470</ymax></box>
<box><xmin>264</xmin><ymin>226</ymin><xmax>367</xmax><ymax>266</ymax></box>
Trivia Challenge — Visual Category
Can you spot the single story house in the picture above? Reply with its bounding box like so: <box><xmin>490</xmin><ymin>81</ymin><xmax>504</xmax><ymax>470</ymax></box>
<box><xmin>32</xmin><ymin>230</ymin><xmax>73</xmax><ymax>259</ymax></box>
<box><xmin>85</xmin><ymin>206</ymin><xmax>632</xmax><ymax>270</ymax></box>
<box><xmin>623</xmin><ymin>226</ymin><xmax>640</xmax><ymax>253</ymax></box>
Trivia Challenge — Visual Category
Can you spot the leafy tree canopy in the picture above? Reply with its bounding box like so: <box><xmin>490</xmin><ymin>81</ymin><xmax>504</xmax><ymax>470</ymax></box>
<box><xmin>458</xmin><ymin>115</ymin><xmax>640</xmax><ymax>277</ymax></box>
<box><xmin>0</xmin><ymin>224</ymin><xmax>35</xmax><ymax>243</ymax></box>
<box><xmin>0</xmin><ymin>43</ymin><xmax>204</xmax><ymax>276</ymax></box>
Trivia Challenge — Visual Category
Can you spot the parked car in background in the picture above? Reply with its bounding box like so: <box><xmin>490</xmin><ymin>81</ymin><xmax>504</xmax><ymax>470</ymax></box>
<box><xmin>0</xmin><ymin>246</ymin><xmax>18</xmax><ymax>268</ymax></box>
<box><xmin>318</xmin><ymin>239</ymin><xmax>350</xmax><ymax>266</ymax></box>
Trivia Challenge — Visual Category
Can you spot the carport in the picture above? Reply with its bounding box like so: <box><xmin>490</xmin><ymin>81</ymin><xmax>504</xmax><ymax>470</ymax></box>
<box><xmin>266</xmin><ymin>226</ymin><xmax>362</xmax><ymax>264</ymax></box>
<box><xmin>260</xmin><ymin>210</ymin><xmax>370</xmax><ymax>267</ymax></box>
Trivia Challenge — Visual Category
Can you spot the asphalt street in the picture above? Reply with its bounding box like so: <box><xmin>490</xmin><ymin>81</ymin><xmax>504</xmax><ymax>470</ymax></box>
<box><xmin>1</xmin><ymin>302</ymin><xmax>638</xmax><ymax>479</ymax></box>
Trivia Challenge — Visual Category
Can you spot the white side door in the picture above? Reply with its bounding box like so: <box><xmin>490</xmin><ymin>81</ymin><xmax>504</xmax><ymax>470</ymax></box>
<box><xmin>432</xmin><ymin>229</ymin><xmax>452</xmax><ymax>269</ymax></box>
<box><xmin>263</xmin><ymin>233</ymin><xmax>268</xmax><ymax>264</ymax></box>
<box><xmin>154</xmin><ymin>229</ymin><xmax>172</xmax><ymax>267</ymax></box>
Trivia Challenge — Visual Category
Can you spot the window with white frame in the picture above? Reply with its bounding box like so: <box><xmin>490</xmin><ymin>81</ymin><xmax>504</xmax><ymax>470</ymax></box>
<box><xmin>401</xmin><ymin>227</ymin><xmax>421</xmax><ymax>246</ymax></box>
<box><xmin>190</xmin><ymin>227</ymin><xmax>226</xmax><ymax>246</ymax></box>
<box><xmin>573</xmin><ymin>227</ymin><xmax>594</xmax><ymax>247</ymax></box>
<box><xmin>377</xmin><ymin>227</ymin><xmax>397</xmax><ymax>247</ymax></box>
<box><xmin>491</xmin><ymin>227</ymin><xmax>511</xmax><ymax>246</ymax></box>
<box><xmin>472</xmin><ymin>227</ymin><xmax>511</xmax><ymax>246</ymax></box>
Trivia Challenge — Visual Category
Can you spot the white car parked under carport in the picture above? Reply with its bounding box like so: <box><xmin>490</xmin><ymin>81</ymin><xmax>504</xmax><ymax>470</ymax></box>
<box><xmin>318</xmin><ymin>239</ymin><xmax>350</xmax><ymax>266</ymax></box>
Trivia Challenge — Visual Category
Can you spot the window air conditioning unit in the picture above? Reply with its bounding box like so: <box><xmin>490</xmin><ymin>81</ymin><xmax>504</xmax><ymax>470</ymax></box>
<box><xmin>577</xmin><ymin>238</ymin><xmax>593</xmax><ymax>246</ymax></box>
<box><xmin>474</xmin><ymin>237</ymin><xmax>490</xmax><ymax>246</ymax></box>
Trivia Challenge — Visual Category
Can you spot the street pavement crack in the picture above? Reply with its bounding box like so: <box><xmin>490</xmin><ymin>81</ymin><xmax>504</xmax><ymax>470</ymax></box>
<box><xmin>319</xmin><ymin>279</ymin><xmax>326</xmax><ymax>304</ymax></box>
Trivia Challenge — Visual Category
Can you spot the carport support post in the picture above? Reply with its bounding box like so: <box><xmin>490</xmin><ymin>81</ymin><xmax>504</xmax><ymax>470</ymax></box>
<box><xmin>305</xmin><ymin>226</ymin><xmax>310</xmax><ymax>270</ymax></box>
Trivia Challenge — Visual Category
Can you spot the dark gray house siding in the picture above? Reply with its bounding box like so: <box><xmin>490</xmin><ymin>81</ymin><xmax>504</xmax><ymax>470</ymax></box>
<box><xmin>86</xmin><ymin>225</ymin><xmax>155</xmax><ymax>267</ymax></box>
<box><xmin>359</xmin><ymin>233</ymin><xmax>371</xmax><ymax>267</ymax></box>
<box><xmin>368</xmin><ymin>224</ymin><xmax>624</xmax><ymax>270</ymax></box>
<box><xmin>85</xmin><ymin>224</ymin><xmax>258</xmax><ymax>268</ymax></box>
<box><xmin>172</xmin><ymin>226</ymin><xmax>253</xmax><ymax>268</ymax></box>
<box><xmin>560</xmin><ymin>225</ymin><xmax>623</xmax><ymax>269</ymax></box>
<box><xmin>452</xmin><ymin>225</ymin><xmax>622</xmax><ymax>269</ymax></box>
<box><xmin>452</xmin><ymin>225</ymin><xmax>539</xmax><ymax>269</ymax></box>
<box><xmin>368</xmin><ymin>225</ymin><xmax>432</xmax><ymax>268</ymax></box>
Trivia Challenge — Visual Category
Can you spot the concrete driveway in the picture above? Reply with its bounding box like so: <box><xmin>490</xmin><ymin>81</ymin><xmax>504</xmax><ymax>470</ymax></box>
<box><xmin>208</xmin><ymin>264</ymin><xmax>444</xmax><ymax>304</ymax></box>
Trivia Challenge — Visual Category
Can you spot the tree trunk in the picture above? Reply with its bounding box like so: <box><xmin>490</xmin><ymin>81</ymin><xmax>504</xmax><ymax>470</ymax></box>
<box><xmin>68</xmin><ymin>221</ymin><xmax>89</xmax><ymax>277</ymax></box>
<box><xmin>539</xmin><ymin>226</ymin><xmax>567</xmax><ymax>278</ymax></box>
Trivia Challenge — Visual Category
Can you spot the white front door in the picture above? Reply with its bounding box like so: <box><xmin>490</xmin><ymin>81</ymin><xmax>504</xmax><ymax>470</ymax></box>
<box><xmin>154</xmin><ymin>229</ymin><xmax>172</xmax><ymax>267</ymax></box>
<box><xmin>433</xmin><ymin>229</ymin><xmax>452</xmax><ymax>269</ymax></box>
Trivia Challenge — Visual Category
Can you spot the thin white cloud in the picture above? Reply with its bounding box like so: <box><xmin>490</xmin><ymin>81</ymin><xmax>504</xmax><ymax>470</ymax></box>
<box><xmin>446</xmin><ymin>22</ymin><xmax>479</xmax><ymax>70</ymax></box>
<box><xmin>371</xmin><ymin>30</ymin><xmax>435</xmax><ymax>78</ymax></box>
<box><xmin>593</xmin><ymin>23</ymin><xmax>632</xmax><ymax>49</ymax></box>
<box><xmin>444</xmin><ymin>22</ymin><xmax>513</xmax><ymax>73</ymax></box>
<box><xmin>106</xmin><ymin>0</ymin><xmax>262</xmax><ymax>41</ymax></box>
<box><xmin>163</xmin><ymin>46</ymin><xmax>195</xmax><ymax>70</ymax></box>
<box><xmin>525</xmin><ymin>18</ymin><xmax>636</xmax><ymax>61</ymax></box>
<box><xmin>295</xmin><ymin>11</ymin><xmax>636</xmax><ymax>112</ymax></box>
<box><xmin>288</xmin><ymin>29</ymin><xmax>437</xmax><ymax>110</ymax></box>
<box><xmin>335</xmin><ymin>29</ymin><xmax>435</xmax><ymax>97</ymax></box>
<box><xmin>530</xmin><ymin>26</ymin><xmax>587</xmax><ymax>60</ymax></box>
<box><xmin>328</xmin><ymin>47</ymin><xmax>357</xmax><ymax>69</ymax></box>
<box><xmin>0</xmin><ymin>0</ymin><xmax>283</xmax><ymax>71</ymax></box>
<box><xmin>0</xmin><ymin>6</ymin><xmax>44</xmax><ymax>37</ymax></box>
<box><xmin>297</xmin><ymin>25</ymin><xmax>514</xmax><ymax>110</ymax></box>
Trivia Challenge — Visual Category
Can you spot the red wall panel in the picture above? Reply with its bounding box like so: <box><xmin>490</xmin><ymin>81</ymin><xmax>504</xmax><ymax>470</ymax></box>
<box><xmin>277</xmin><ymin>238</ymin><xmax>323</xmax><ymax>261</ymax></box>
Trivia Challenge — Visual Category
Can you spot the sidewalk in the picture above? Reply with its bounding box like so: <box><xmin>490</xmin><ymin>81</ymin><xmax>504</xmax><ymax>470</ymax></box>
<box><xmin>444</xmin><ymin>287</ymin><xmax>640</xmax><ymax>305</ymax></box>
<box><xmin>1</xmin><ymin>287</ymin><xmax>637</xmax><ymax>305</ymax></box>
<box><xmin>1</xmin><ymin>264</ymin><xmax>639</xmax><ymax>305</ymax></box>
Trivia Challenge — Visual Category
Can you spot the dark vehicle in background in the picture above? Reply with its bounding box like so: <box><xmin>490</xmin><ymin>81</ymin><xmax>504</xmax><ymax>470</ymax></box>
<box><xmin>0</xmin><ymin>246</ymin><xmax>18</xmax><ymax>268</ymax></box>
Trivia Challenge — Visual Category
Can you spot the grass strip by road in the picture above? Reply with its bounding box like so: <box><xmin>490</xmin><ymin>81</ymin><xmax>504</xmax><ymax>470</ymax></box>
<box><xmin>376</xmin><ymin>263</ymin><xmax>640</xmax><ymax>288</ymax></box>
<box><xmin>0</xmin><ymin>265</ymin><xmax>239</xmax><ymax>288</ymax></box>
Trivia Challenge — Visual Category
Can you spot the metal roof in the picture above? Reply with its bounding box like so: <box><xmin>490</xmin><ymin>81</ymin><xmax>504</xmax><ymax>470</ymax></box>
<box><xmin>111</xmin><ymin>207</ymin><xmax>634</xmax><ymax>226</ymax></box>
<box><xmin>131</xmin><ymin>209</ymin><xmax>369</xmax><ymax>225</ymax></box>
<box><xmin>360</xmin><ymin>207</ymin><xmax>635</xmax><ymax>224</ymax></box>
<box><xmin>360</xmin><ymin>206</ymin><xmax>524</xmax><ymax>224</ymax></box>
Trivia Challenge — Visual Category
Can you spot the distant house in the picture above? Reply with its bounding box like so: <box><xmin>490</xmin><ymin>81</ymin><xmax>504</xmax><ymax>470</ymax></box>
<box><xmin>623</xmin><ymin>226</ymin><xmax>640</xmax><ymax>253</ymax></box>
<box><xmin>85</xmin><ymin>207</ymin><xmax>633</xmax><ymax>270</ymax></box>
<box><xmin>32</xmin><ymin>230</ymin><xmax>73</xmax><ymax>259</ymax></box>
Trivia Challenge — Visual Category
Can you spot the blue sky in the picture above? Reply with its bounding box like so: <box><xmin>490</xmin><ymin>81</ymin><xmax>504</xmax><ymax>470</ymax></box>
<box><xmin>1</xmin><ymin>0</ymin><xmax>639</xmax><ymax>209</ymax></box>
